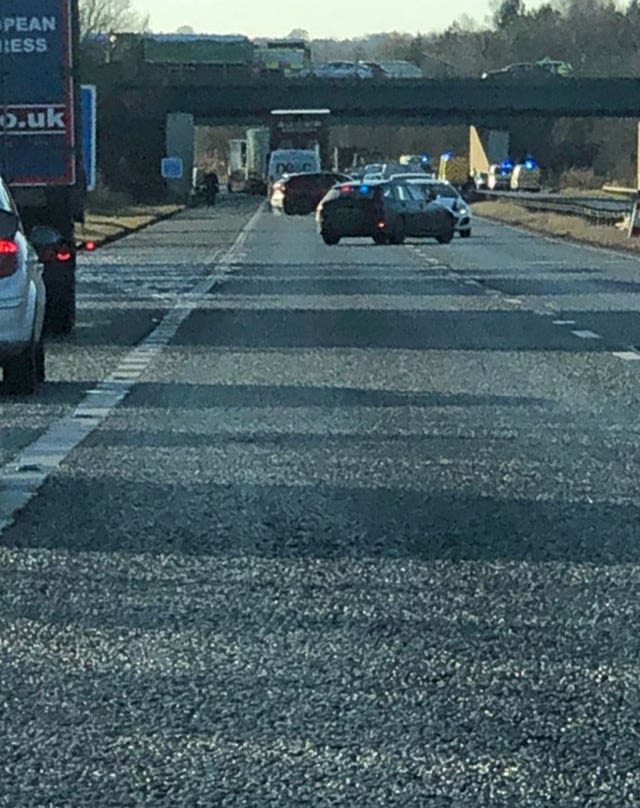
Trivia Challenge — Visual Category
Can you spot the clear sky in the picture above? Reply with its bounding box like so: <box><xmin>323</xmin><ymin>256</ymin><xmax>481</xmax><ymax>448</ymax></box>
<box><xmin>130</xmin><ymin>0</ymin><xmax>549</xmax><ymax>40</ymax></box>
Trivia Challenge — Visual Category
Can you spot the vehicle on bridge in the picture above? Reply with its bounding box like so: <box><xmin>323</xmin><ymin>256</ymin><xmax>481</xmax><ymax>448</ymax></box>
<box><xmin>107</xmin><ymin>33</ymin><xmax>257</xmax><ymax>80</ymax></box>
<box><xmin>254</xmin><ymin>38</ymin><xmax>311</xmax><ymax>77</ymax></box>
<box><xmin>310</xmin><ymin>62</ymin><xmax>374</xmax><ymax>79</ymax></box>
<box><xmin>481</xmin><ymin>58</ymin><xmax>573</xmax><ymax>81</ymax></box>
<box><xmin>377</xmin><ymin>60</ymin><xmax>424</xmax><ymax>78</ymax></box>
<box><xmin>316</xmin><ymin>180</ymin><xmax>455</xmax><ymax>246</ymax></box>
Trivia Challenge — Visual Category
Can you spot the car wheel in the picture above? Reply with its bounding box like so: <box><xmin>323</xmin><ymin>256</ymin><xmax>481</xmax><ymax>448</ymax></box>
<box><xmin>36</xmin><ymin>340</ymin><xmax>45</xmax><ymax>382</ymax></box>
<box><xmin>460</xmin><ymin>229</ymin><xmax>471</xmax><ymax>239</ymax></box>
<box><xmin>322</xmin><ymin>232</ymin><xmax>340</xmax><ymax>245</ymax></box>
<box><xmin>436</xmin><ymin>225</ymin><xmax>455</xmax><ymax>244</ymax></box>
<box><xmin>389</xmin><ymin>219</ymin><xmax>405</xmax><ymax>245</ymax></box>
<box><xmin>3</xmin><ymin>338</ymin><xmax>40</xmax><ymax>395</ymax></box>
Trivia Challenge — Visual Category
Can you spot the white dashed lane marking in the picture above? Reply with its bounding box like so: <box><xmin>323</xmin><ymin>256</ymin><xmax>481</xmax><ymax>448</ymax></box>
<box><xmin>571</xmin><ymin>330</ymin><xmax>603</xmax><ymax>340</ymax></box>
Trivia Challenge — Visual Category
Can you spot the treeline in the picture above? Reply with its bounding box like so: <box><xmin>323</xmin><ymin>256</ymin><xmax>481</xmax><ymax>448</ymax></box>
<box><xmin>311</xmin><ymin>0</ymin><xmax>640</xmax><ymax>184</ymax></box>
<box><xmin>312</xmin><ymin>0</ymin><xmax>640</xmax><ymax>79</ymax></box>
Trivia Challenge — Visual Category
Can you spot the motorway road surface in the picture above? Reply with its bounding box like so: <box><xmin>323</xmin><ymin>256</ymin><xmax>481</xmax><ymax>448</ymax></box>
<box><xmin>2</xmin><ymin>198</ymin><xmax>640</xmax><ymax>805</ymax></box>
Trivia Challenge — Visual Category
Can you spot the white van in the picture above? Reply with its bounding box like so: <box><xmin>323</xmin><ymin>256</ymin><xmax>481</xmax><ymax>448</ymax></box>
<box><xmin>267</xmin><ymin>149</ymin><xmax>321</xmax><ymax>193</ymax></box>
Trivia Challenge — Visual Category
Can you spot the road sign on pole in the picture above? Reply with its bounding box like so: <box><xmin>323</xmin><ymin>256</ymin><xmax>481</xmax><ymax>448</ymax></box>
<box><xmin>81</xmin><ymin>85</ymin><xmax>97</xmax><ymax>192</ymax></box>
<box><xmin>161</xmin><ymin>157</ymin><xmax>184</xmax><ymax>179</ymax></box>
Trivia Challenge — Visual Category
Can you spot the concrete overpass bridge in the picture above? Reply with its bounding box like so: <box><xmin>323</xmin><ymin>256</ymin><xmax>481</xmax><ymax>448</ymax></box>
<box><xmin>100</xmin><ymin>74</ymin><xmax>640</xmax><ymax>125</ymax></box>
<box><xmin>172</xmin><ymin>77</ymin><xmax>640</xmax><ymax>125</ymax></box>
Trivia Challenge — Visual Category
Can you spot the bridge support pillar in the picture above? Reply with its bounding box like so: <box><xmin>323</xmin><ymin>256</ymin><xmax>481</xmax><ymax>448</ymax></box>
<box><xmin>636</xmin><ymin>122</ymin><xmax>640</xmax><ymax>191</ymax></box>
<box><xmin>470</xmin><ymin>126</ymin><xmax>511</xmax><ymax>175</ymax></box>
<box><xmin>165</xmin><ymin>113</ymin><xmax>195</xmax><ymax>202</ymax></box>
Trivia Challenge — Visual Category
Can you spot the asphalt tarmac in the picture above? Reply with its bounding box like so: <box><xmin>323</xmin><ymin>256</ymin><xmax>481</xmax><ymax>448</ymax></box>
<box><xmin>2</xmin><ymin>200</ymin><xmax>640</xmax><ymax>805</ymax></box>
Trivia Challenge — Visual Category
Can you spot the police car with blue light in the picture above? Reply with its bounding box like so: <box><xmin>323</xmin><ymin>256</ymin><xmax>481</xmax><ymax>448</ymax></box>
<box><xmin>488</xmin><ymin>159</ymin><xmax>515</xmax><ymax>191</ymax></box>
<box><xmin>510</xmin><ymin>158</ymin><xmax>541</xmax><ymax>192</ymax></box>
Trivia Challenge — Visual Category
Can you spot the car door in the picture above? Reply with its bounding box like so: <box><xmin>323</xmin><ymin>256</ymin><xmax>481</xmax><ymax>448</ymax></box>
<box><xmin>393</xmin><ymin>183</ymin><xmax>419</xmax><ymax>235</ymax></box>
<box><xmin>405</xmin><ymin>184</ymin><xmax>431</xmax><ymax>235</ymax></box>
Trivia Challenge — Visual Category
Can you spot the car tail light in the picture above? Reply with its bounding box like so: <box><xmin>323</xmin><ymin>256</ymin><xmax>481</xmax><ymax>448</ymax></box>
<box><xmin>84</xmin><ymin>240</ymin><xmax>97</xmax><ymax>252</ymax></box>
<box><xmin>0</xmin><ymin>239</ymin><xmax>18</xmax><ymax>277</ymax></box>
<box><xmin>377</xmin><ymin>220</ymin><xmax>386</xmax><ymax>229</ymax></box>
<box><xmin>37</xmin><ymin>241</ymin><xmax>75</xmax><ymax>264</ymax></box>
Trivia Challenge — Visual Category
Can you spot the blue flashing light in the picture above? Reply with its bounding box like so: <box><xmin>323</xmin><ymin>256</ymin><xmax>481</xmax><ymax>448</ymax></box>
<box><xmin>501</xmin><ymin>159</ymin><xmax>514</xmax><ymax>171</ymax></box>
<box><xmin>523</xmin><ymin>157</ymin><xmax>537</xmax><ymax>171</ymax></box>
<box><xmin>442</xmin><ymin>151</ymin><xmax>453</xmax><ymax>161</ymax></box>
<box><xmin>359</xmin><ymin>184</ymin><xmax>370</xmax><ymax>194</ymax></box>
<box><xmin>420</xmin><ymin>153</ymin><xmax>430</xmax><ymax>163</ymax></box>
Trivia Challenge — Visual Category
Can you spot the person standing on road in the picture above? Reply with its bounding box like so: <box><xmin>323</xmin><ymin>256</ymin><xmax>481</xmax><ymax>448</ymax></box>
<box><xmin>203</xmin><ymin>170</ymin><xmax>220</xmax><ymax>207</ymax></box>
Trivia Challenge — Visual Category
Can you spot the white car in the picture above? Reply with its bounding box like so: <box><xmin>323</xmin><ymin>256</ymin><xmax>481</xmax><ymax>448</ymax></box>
<box><xmin>392</xmin><ymin>176</ymin><xmax>472</xmax><ymax>238</ymax></box>
<box><xmin>0</xmin><ymin>179</ymin><xmax>46</xmax><ymax>394</ymax></box>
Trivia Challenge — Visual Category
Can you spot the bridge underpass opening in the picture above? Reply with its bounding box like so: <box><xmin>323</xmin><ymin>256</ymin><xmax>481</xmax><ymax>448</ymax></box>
<box><xmin>188</xmin><ymin>122</ymin><xmax>472</xmax><ymax>196</ymax></box>
<box><xmin>96</xmin><ymin>94</ymin><xmax>640</xmax><ymax>200</ymax></box>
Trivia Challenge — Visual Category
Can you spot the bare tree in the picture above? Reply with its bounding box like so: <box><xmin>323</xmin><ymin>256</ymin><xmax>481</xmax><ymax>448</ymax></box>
<box><xmin>286</xmin><ymin>29</ymin><xmax>310</xmax><ymax>41</ymax></box>
<box><xmin>79</xmin><ymin>0</ymin><xmax>150</xmax><ymax>37</ymax></box>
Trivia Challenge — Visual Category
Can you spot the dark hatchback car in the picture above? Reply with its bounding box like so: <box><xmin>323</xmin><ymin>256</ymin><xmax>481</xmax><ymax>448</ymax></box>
<box><xmin>270</xmin><ymin>171</ymin><xmax>353</xmax><ymax>215</ymax></box>
<box><xmin>481</xmin><ymin>59</ymin><xmax>573</xmax><ymax>80</ymax></box>
<box><xmin>316</xmin><ymin>180</ymin><xmax>456</xmax><ymax>245</ymax></box>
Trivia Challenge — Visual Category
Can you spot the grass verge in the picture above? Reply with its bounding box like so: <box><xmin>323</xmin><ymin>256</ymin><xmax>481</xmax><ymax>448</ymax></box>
<box><xmin>474</xmin><ymin>199</ymin><xmax>640</xmax><ymax>255</ymax></box>
<box><xmin>78</xmin><ymin>201</ymin><xmax>184</xmax><ymax>246</ymax></box>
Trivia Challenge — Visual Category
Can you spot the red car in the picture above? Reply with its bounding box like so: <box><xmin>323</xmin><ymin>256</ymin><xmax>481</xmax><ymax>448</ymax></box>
<box><xmin>270</xmin><ymin>171</ymin><xmax>353</xmax><ymax>215</ymax></box>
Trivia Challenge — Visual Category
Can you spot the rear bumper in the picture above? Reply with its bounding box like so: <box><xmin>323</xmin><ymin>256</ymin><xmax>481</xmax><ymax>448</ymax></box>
<box><xmin>318</xmin><ymin>213</ymin><xmax>379</xmax><ymax>237</ymax></box>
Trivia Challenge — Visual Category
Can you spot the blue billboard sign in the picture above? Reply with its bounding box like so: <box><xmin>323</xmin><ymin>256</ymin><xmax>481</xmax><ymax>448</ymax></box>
<box><xmin>81</xmin><ymin>85</ymin><xmax>97</xmax><ymax>192</ymax></box>
<box><xmin>0</xmin><ymin>1</ymin><xmax>76</xmax><ymax>186</ymax></box>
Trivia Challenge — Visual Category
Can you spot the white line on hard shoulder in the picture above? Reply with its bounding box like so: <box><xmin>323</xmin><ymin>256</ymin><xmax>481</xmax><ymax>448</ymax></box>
<box><xmin>612</xmin><ymin>350</ymin><xmax>640</xmax><ymax>361</ymax></box>
<box><xmin>475</xmin><ymin>215</ymin><xmax>640</xmax><ymax>264</ymax></box>
<box><xmin>0</xmin><ymin>203</ymin><xmax>265</xmax><ymax>535</ymax></box>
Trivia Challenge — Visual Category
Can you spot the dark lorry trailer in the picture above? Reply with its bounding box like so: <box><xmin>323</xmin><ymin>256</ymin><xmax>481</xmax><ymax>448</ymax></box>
<box><xmin>0</xmin><ymin>0</ymin><xmax>85</xmax><ymax>334</ymax></box>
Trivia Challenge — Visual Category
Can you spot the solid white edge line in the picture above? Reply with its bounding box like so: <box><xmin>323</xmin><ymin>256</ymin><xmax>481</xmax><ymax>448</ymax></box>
<box><xmin>0</xmin><ymin>202</ymin><xmax>265</xmax><ymax>535</ymax></box>
<box><xmin>612</xmin><ymin>350</ymin><xmax>640</xmax><ymax>361</ymax></box>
